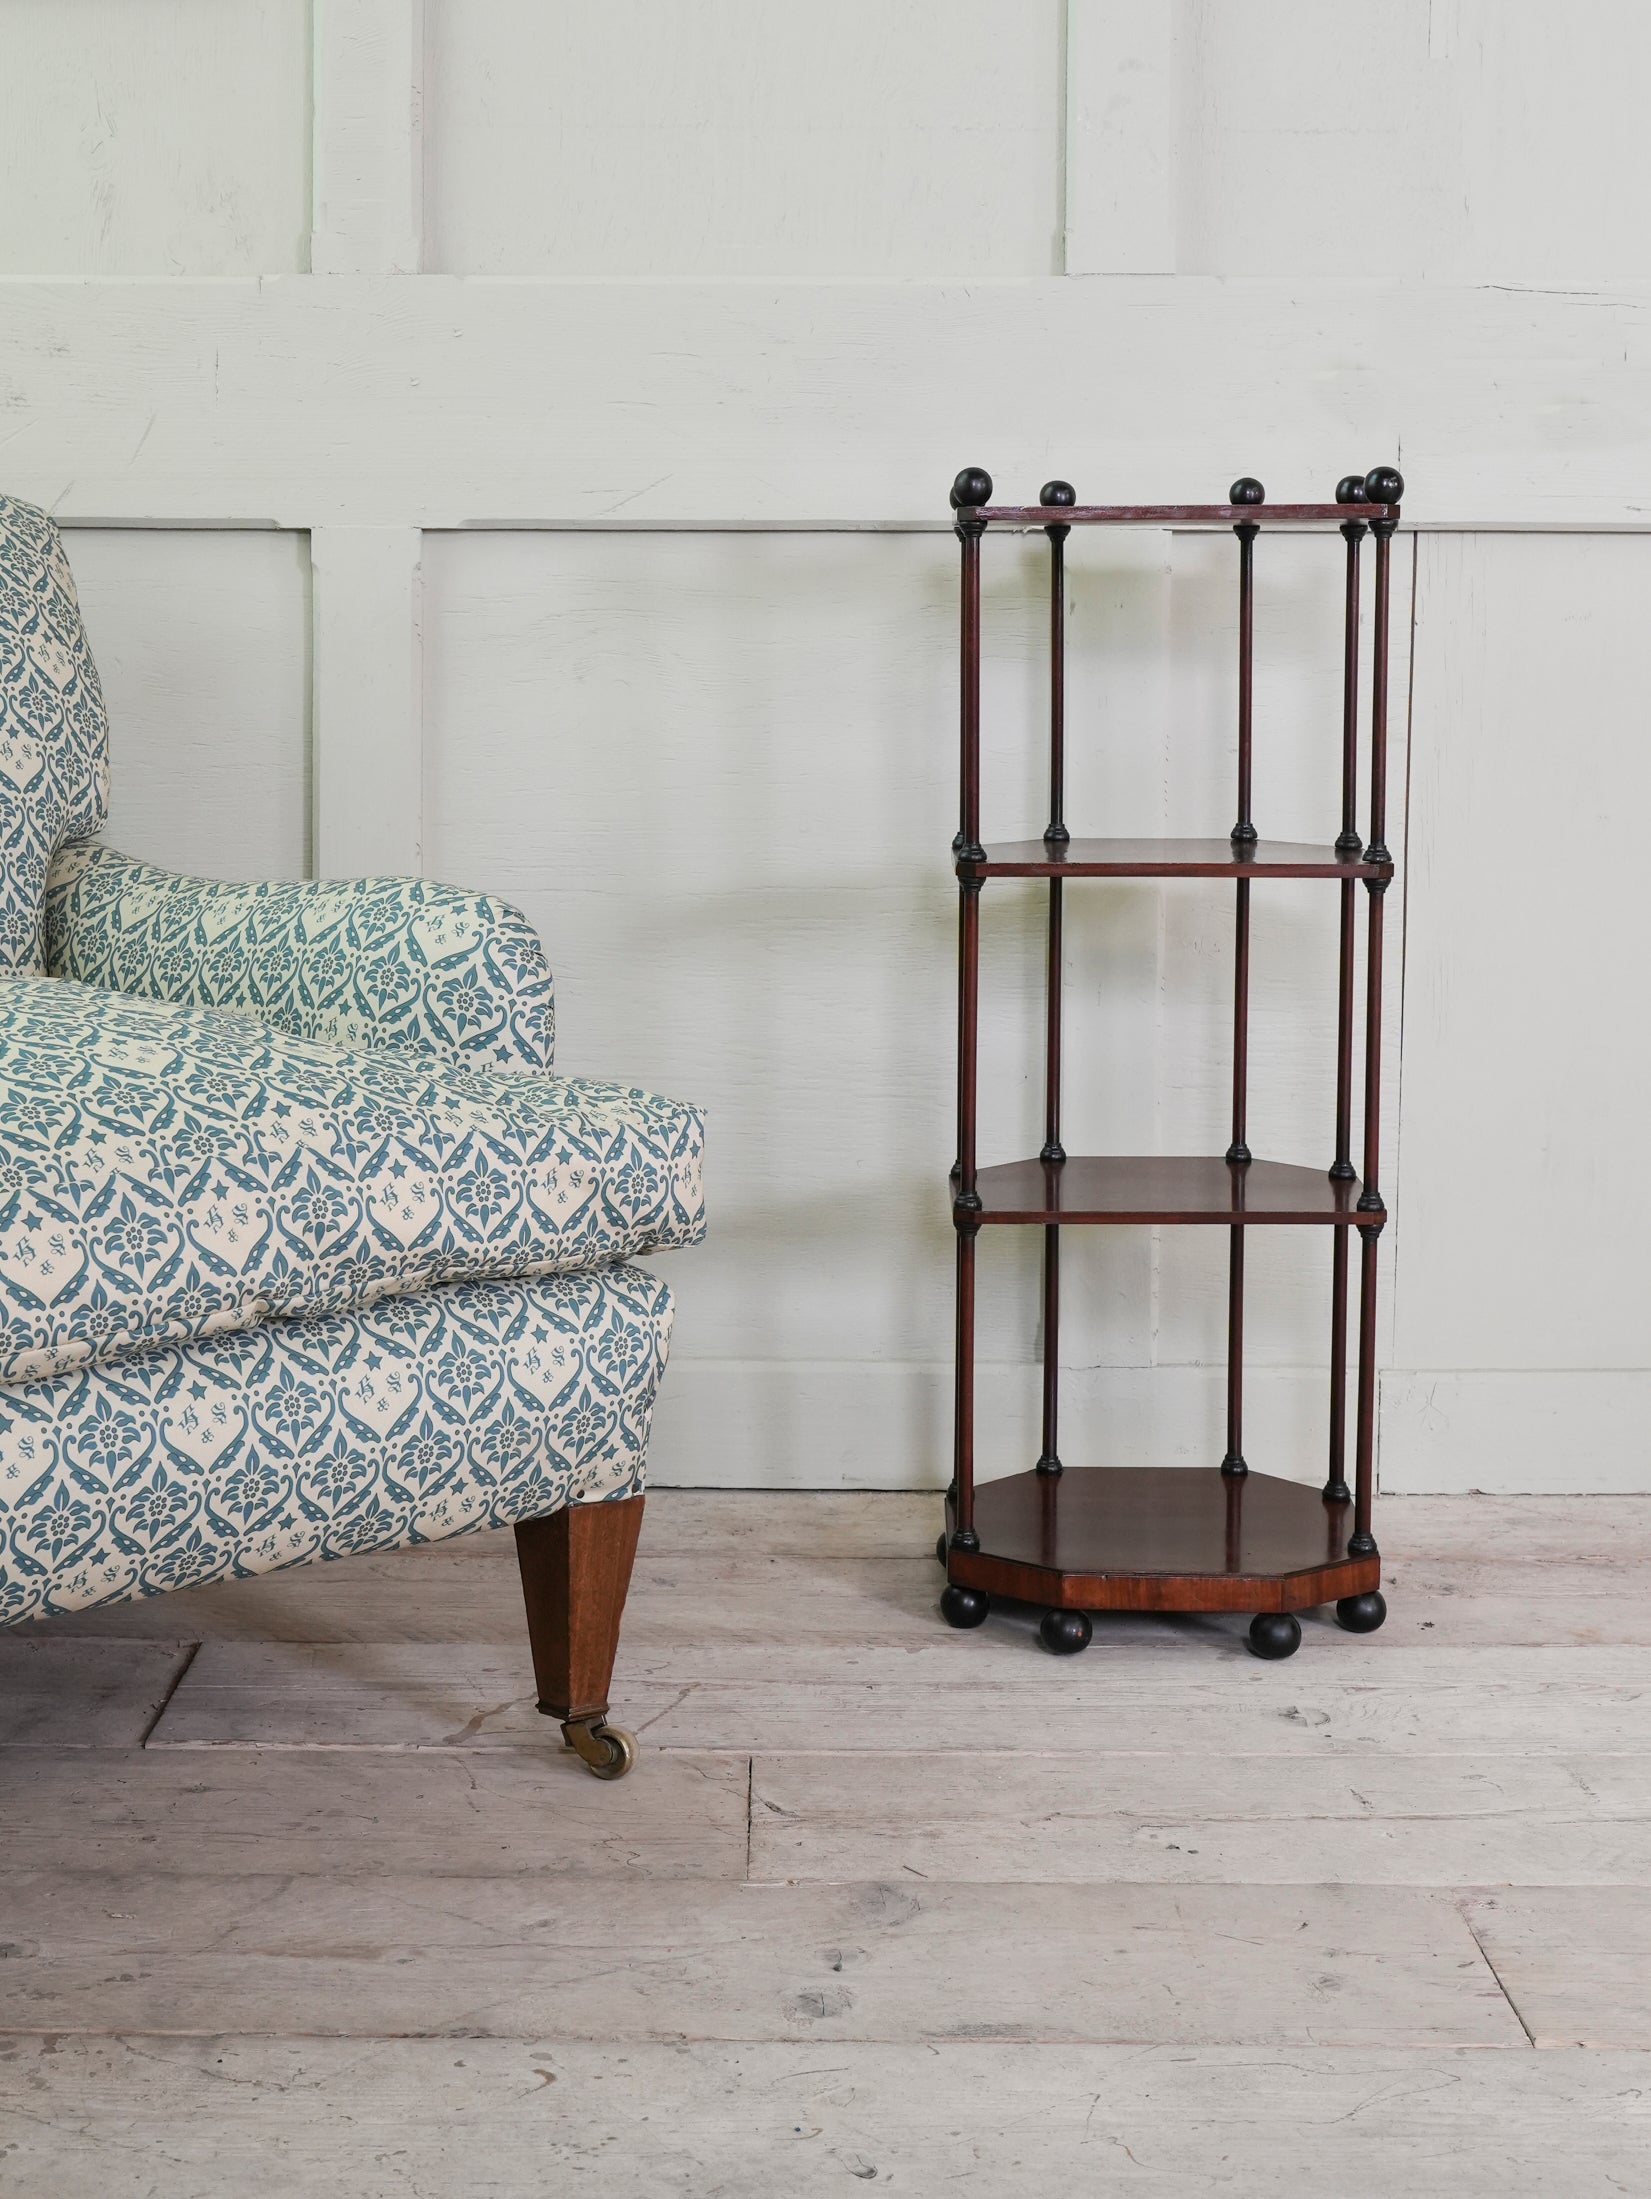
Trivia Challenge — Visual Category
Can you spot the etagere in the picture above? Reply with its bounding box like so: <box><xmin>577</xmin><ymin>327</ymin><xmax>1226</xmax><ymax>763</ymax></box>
<box><xmin>938</xmin><ymin>464</ymin><xmax>1404</xmax><ymax>1661</ymax></box>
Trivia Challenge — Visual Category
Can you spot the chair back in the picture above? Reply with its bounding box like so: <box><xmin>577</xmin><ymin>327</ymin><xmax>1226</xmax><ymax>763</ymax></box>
<box><xmin>0</xmin><ymin>495</ymin><xmax>110</xmax><ymax>973</ymax></box>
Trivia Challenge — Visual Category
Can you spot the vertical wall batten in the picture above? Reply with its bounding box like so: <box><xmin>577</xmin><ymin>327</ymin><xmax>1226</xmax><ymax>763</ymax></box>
<box><xmin>310</xmin><ymin>526</ymin><xmax>423</xmax><ymax>878</ymax></box>
<box><xmin>311</xmin><ymin>0</ymin><xmax>425</xmax><ymax>274</ymax></box>
<box><xmin>1064</xmin><ymin>0</ymin><xmax>1177</xmax><ymax>273</ymax></box>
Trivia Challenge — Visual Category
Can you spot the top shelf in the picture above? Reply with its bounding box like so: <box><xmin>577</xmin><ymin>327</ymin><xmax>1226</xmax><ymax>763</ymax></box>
<box><xmin>959</xmin><ymin>838</ymin><xmax>1392</xmax><ymax>881</ymax></box>
<box><xmin>978</xmin><ymin>503</ymin><xmax>1397</xmax><ymax>530</ymax></box>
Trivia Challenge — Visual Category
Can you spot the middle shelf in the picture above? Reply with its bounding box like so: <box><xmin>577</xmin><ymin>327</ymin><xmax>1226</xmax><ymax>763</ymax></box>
<box><xmin>958</xmin><ymin>836</ymin><xmax>1391</xmax><ymax>880</ymax></box>
<box><xmin>963</xmin><ymin>1155</ymin><xmax>1380</xmax><ymax>1227</ymax></box>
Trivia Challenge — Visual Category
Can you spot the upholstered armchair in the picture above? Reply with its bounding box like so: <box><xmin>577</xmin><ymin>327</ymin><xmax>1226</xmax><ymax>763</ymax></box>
<box><xmin>0</xmin><ymin>495</ymin><xmax>703</xmax><ymax>1776</ymax></box>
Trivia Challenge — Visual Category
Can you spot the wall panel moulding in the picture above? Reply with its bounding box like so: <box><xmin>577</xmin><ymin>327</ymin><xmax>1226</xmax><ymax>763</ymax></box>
<box><xmin>3</xmin><ymin>278</ymin><xmax>1651</xmax><ymax>528</ymax></box>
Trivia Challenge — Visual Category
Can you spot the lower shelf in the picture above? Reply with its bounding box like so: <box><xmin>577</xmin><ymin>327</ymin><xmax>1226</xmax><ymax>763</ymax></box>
<box><xmin>945</xmin><ymin>1467</ymin><xmax>1379</xmax><ymax>1614</ymax></box>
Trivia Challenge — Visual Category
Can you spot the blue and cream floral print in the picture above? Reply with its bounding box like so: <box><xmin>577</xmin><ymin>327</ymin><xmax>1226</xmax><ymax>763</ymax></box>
<box><xmin>0</xmin><ymin>975</ymin><xmax>704</xmax><ymax>1385</ymax></box>
<box><xmin>0</xmin><ymin>1262</ymin><xmax>673</xmax><ymax>1622</ymax></box>
<box><xmin>47</xmin><ymin>847</ymin><xmax>556</xmax><ymax>1069</ymax></box>
<box><xmin>0</xmin><ymin>490</ymin><xmax>704</xmax><ymax>1630</ymax></box>
<box><xmin>0</xmin><ymin>495</ymin><xmax>110</xmax><ymax>973</ymax></box>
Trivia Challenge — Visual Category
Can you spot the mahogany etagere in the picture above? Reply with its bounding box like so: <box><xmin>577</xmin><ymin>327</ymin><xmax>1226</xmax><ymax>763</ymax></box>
<box><xmin>939</xmin><ymin>463</ymin><xmax>1404</xmax><ymax>1661</ymax></box>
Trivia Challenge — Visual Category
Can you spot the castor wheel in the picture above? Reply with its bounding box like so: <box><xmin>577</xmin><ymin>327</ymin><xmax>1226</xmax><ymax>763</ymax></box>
<box><xmin>936</xmin><ymin>1531</ymin><xmax>949</xmax><ymax>1568</ymax></box>
<box><xmin>1335</xmin><ymin>1590</ymin><xmax>1387</xmax><ymax>1634</ymax></box>
<box><xmin>940</xmin><ymin>1582</ymin><xmax>990</xmax><ymax>1629</ymax></box>
<box><xmin>560</xmin><ymin>1716</ymin><xmax>636</xmax><ymax>1780</ymax></box>
<box><xmin>1247</xmin><ymin>1612</ymin><xmax>1302</xmax><ymax>1660</ymax></box>
<box><xmin>1039</xmin><ymin>1608</ymin><xmax>1093</xmax><ymax>1656</ymax></box>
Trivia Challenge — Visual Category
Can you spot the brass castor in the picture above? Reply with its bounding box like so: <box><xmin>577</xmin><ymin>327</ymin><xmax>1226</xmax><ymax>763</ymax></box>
<box><xmin>1335</xmin><ymin>1590</ymin><xmax>1387</xmax><ymax>1634</ymax></box>
<box><xmin>1247</xmin><ymin>1612</ymin><xmax>1302</xmax><ymax>1660</ymax></box>
<box><xmin>1039</xmin><ymin>1608</ymin><xmax>1093</xmax><ymax>1656</ymax></box>
<box><xmin>940</xmin><ymin>1582</ymin><xmax>990</xmax><ymax>1629</ymax></box>
<box><xmin>561</xmin><ymin>1716</ymin><xmax>636</xmax><ymax>1780</ymax></box>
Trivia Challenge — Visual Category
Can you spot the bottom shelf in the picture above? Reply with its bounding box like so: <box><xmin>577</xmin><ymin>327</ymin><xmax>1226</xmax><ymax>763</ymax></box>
<box><xmin>945</xmin><ymin>1467</ymin><xmax>1379</xmax><ymax>1614</ymax></box>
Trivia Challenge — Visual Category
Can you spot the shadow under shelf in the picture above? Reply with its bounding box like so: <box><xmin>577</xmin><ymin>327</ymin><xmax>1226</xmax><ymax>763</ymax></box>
<box><xmin>959</xmin><ymin>1155</ymin><xmax>1382</xmax><ymax>1227</ymax></box>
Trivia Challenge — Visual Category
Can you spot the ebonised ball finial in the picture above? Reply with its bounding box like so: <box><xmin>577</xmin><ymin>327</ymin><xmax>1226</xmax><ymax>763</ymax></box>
<box><xmin>951</xmin><ymin>467</ymin><xmax>993</xmax><ymax>510</ymax></box>
<box><xmin>1336</xmin><ymin>474</ymin><xmax>1369</xmax><ymax>504</ymax></box>
<box><xmin>1364</xmin><ymin>464</ymin><xmax>1404</xmax><ymax>506</ymax></box>
<box><xmin>1040</xmin><ymin>479</ymin><xmax>1077</xmax><ymax>509</ymax></box>
<box><xmin>1229</xmin><ymin>477</ymin><xmax>1265</xmax><ymax>505</ymax></box>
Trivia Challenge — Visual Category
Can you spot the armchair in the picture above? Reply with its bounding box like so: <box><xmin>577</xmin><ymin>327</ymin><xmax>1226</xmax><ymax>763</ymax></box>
<box><xmin>0</xmin><ymin>494</ymin><xmax>704</xmax><ymax>1776</ymax></box>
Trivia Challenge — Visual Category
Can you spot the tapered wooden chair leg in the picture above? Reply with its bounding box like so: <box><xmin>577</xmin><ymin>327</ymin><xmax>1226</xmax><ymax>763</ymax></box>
<box><xmin>514</xmin><ymin>1492</ymin><xmax>645</xmax><ymax>1778</ymax></box>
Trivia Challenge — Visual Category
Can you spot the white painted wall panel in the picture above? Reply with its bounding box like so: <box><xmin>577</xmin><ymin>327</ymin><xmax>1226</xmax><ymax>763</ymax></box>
<box><xmin>310</xmin><ymin>526</ymin><xmax>422</xmax><ymax>875</ymax></box>
<box><xmin>423</xmin><ymin>529</ymin><xmax>1403</xmax><ymax>1486</ymax></box>
<box><xmin>63</xmin><ymin>529</ymin><xmax>312</xmax><ymax>883</ymax></box>
<box><xmin>1392</xmin><ymin>534</ymin><xmax>1651</xmax><ymax>1395</ymax></box>
<box><xmin>424</xmin><ymin>0</ymin><xmax>1064</xmax><ymax>276</ymax></box>
<box><xmin>1175</xmin><ymin>0</ymin><xmax>1651</xmax><ymax>280</ymax></box>
<box><xmin>311</xmin><ymin>0</ymin><xmax>425</xmax><ymax>275</ymax></box>
<box><xmin>0</xmin><ymin>0</ymin><xmax>311</xmax><ymax>277</ymax></box>
<box><xmin>6</xmin><ymin>0</ymin><xmax>1645</xmax><ymax>1488</ymax></box>
<box><xmin>1064</xmin><ymin>0</ymin><xmax>1177</xmax><ymax>274</ymax></box>
<box><xmin>11</xmin><ymin>277</ymin><xmax>1651</xmax><ymax>529</ymax></box>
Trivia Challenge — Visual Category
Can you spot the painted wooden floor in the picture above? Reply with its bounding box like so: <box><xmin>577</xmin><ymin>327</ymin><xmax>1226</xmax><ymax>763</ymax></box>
<box><xmin>3</xmin><ymin>1491</ymin><xmax>1650</xmax><ymax>2194</ymax></box>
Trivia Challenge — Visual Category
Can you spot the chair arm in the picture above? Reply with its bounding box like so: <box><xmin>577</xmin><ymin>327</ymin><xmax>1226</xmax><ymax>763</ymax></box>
<box><xmin>43</xmin><ymin>844</ymin><xmax>556</xmax><ymax>1069</ymax></box>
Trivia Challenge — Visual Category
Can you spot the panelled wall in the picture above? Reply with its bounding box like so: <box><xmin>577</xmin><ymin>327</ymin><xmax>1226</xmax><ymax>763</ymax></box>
<box><xmin>3</xmin><ymin>1</ymin><xmax>1646</xmax><ymax>1491</ymax></box>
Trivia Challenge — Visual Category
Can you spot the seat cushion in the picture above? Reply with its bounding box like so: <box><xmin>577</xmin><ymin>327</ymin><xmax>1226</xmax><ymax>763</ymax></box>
<box><xmin>0</xmin><ymin>976</ymin><xmax>703</xmax><ymax>1384</ymax></box>
<box><xmin>0</xmin><ymin>496</ymin><xmax>110</xmax><ymax>974</ymax></box>
<box><xmin>0</xmin><ymin>1263</ymin><xmax>672</xmax><ymax>1623</ymax></box>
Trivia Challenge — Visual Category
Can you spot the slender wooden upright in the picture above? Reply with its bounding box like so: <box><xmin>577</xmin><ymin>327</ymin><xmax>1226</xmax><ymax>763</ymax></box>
<box><xmin>516</xmin><ymin>1492</ymin><xmax>646</xmax><ymax>1775</ymax></box>
<box><xmin>940</xmin><ymin>465</ymin><xmax>1403</xmax><ymax>1661</ymax></box>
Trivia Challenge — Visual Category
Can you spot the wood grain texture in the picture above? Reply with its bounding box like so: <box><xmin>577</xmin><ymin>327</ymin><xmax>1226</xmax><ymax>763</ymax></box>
<box><xmin>6</xmin><ymin>1491</ymin><xmax>1651</xmax><ymax>2186</ymax></box>
<box><xmin>749</xmin><ymin>1753</ymin><xmax>1651</xmax><ymax>1887</ymax></box>
<box><xmin>0</xmin><ymin>1641</ymin><xmax>192</xmax><ymax>1748</ymax></box>
<box><xmin>945</xmin><ymin>1467</ymin><xmax>1380</xmax><ymax>1612</ymax></box>
<box><xmin>0</xmin><ymin>1876</ymin><xmax>1524</xmax><ymax>2045</ymax></box>
<box><xmin>116</xmin><ymin>1642</ymin><xmax>1651</xmax><ymax>1755</ymax></box>
<box><xmin>514</xmin><ymin>1492</ymin><xmax>645</xmax><ymax>1721</ymax></box>
<box><xmin>0</xmin><ymin>1748</ymin><xmax>749</xmax><ymax>1878</ymax></box>
<box><xmin>6</xmin><ymin>2040</ymin><xmax>1651</xmax><ymax>2198</ymax></box>
<box><xmin>1462</xmin><ymin>1889</ymin><xmax>1651</xmax><ymax>2047</ymax></box>
<box><xmin>630</xmin><ymin>1660</ymin><xmax>1651</xmax><ymax>1759</ymax></box>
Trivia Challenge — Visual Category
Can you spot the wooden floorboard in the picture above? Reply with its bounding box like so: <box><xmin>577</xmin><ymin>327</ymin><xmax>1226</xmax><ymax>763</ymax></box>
<box><xmin>142</xmin><ymin>1639</ymin><xmax>1651</xmax><ymax>1753</ymax></box>
<box><xmin>0</xmin><ymin>1876</ymin><xmax>1523</xmax><ymax>2045</ymax></box>
<box><xmin>0</xmin><ymin>1639</ymin><xmax>193</xmax><ymax>1747</ymax></box>
<box><xmin>5</xmin><ymin>1489</ymin><xmax>1650</xmax><ymax>2186</ymax></box>
<box><xmin>6</xmin><ymin>2040</ymin><xmax>1651</xmax><ymax>2199</ymax></box>
<box><xmin>749</xmin><ymin>1751</ymin><xmax>1651</xmax><ymax>1885</ymax></box>
<box><xmin>1462</xmin><ymin>1887</ymin><xmax>1651</xmax><ymax>2046</ymax></box>
<box><xmin>0</xmin><ymin>1745</ymin><xmax>749</xmax><ymax>1878</ymax></box>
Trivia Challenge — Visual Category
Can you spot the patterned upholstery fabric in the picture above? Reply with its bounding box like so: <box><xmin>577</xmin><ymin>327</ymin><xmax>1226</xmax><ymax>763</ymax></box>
<box><xmin>0</xmin><ymin>495</ymin><xmax>110</xmax><ymax>973</ymax></box>
<box><xmin>46</xmin><ymin>847</ymin><xmax>555</xmax><ymax>1070</ymax></box>
<box><xmin>0</xmin><ymin>1263</ymin><xmax>672</xmax><ymax>1622</ymax></box>
<box><xmin>0</xmin><ymin>489</ymin><xmax>701</xmax><ymax>1626</ymax></box>
<box><xmin>0</xmin><ymin>976</ymin><xmax>704</xmax><ymax>1386</ymax></box>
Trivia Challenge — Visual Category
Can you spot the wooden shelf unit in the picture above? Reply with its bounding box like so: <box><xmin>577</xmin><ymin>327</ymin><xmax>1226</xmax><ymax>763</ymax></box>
<box><xmin>939</xmin><ymin>465</ymin><xmax>1404</xmax><ymax>1662</ymax></box>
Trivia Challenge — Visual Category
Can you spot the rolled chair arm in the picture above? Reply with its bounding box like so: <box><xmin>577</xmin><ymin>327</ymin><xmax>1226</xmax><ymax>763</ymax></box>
<box><xmin>43</xmin><ymin>844</ymin><xmax>555</xmax><ymax>1069</ymax></box>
